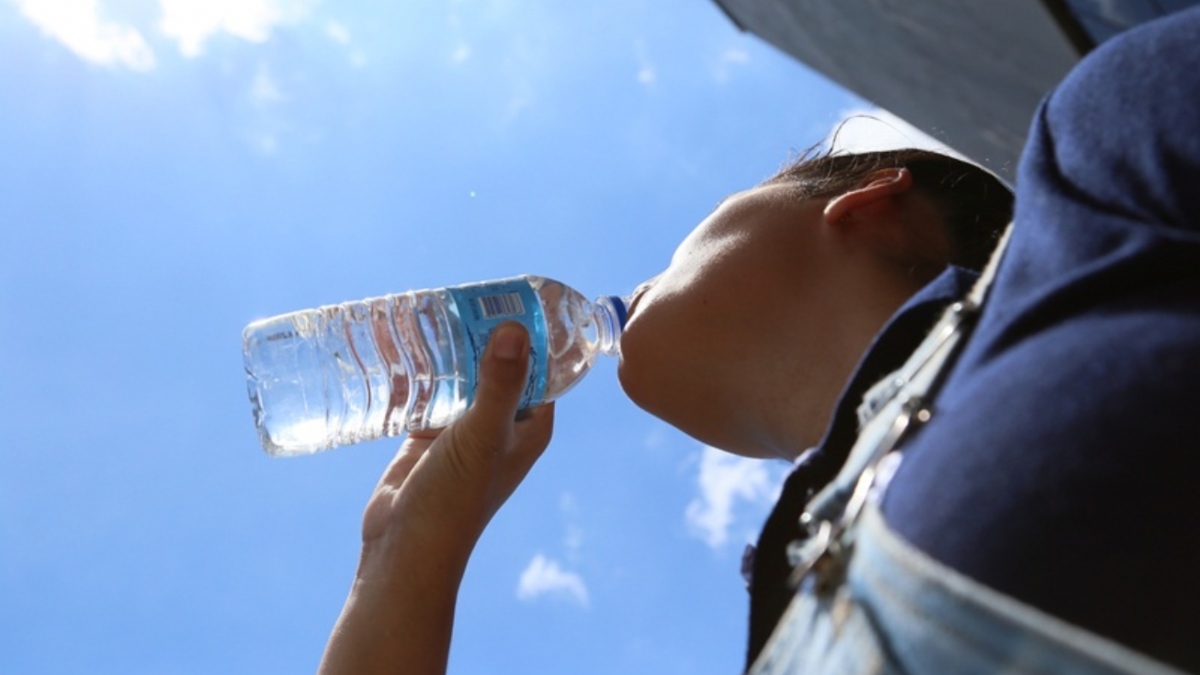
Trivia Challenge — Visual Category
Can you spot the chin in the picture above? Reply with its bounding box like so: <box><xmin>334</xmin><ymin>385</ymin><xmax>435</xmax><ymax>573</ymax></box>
<box><xmin>618</xmin><ymin>353</ymin><xmax>778</xmax><ymax>459</ymax></box>
<box><xmin>617</xmin><ymin>350</ymin><xmax>688</xmax><ymax>430</ymax></box>
<box><xmin>615</xmin><ymin>351</ymin><xmax>656</xmax><ymax>416</ymax></box>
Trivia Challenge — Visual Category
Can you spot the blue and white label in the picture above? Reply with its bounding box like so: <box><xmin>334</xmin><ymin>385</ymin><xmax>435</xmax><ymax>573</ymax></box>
<box><xmin>448</xmin><ymin>277</ymin><xmax>548</xmax><ymax>410</ymax></box>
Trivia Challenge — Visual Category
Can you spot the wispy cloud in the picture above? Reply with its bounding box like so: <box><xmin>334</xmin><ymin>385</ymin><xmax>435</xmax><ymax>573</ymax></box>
<box><xmin>325</xmin><ymin>20</ymin><xmax>349</xmax><ymax>45</ymax></box>
<box><xmin>158</xmin><ymin>0</ymin><xmax>310</xmax><ymax>57</ymax></box>
<box><xmin>250</xmin><ymin>63</ymin><xmax>283</xmax><ymax>104</ymax></box>
<box><xmin>504</xmin><ymin>80</ymin><xmax>535</xmax><ymax>124</ymax></box>
<box><xmin>516</xmin><ymin>554</ymin><xmax>589</xmax><ymax>607</ymax></box>
<box><xmin>14</xmin><ymin>0</ymin><xmax>320</xmax><ymax>70</ymax></box>
<box><xmin>14</xmin><ymin>0</ymin><xmax>155</xmax><ymax>71</ymax></box>
<box><xmin>445</xmin><ymin>0</ymin><xmax>470</xmax><ymax>65</ymax></box>
<box><xmin>641</xmin><ymin>423</ymin><xmax>671</xmax><ymax>451</ymax></box>
<box><xmin>451</xmin><ymin>43</ymin><xmax>472</xmax><ymax>64</ymax></box>
<box><xmin>245</xmin><ymin>62</ymin><xmax>286</xmax><ymax>155</ymax></box>
<box><xmin>233</xmin><ymin>60</ymin><xmax>292</xmax><ymax>156</ymax></box>
<box><xmin>713</xmin><ymin>47</ymin><xmax>750</xmax><ymax>84</ymax></box>
<box><xmin>559</xmin><ymin>492</ymin><xmax>584</xmax><ymax>554</ymax></box>
<box><xmin>828</xmin><ymin>107</ymin><xmax>966</xmax><ymax>157</ymax></box>
<box><xmin>634</xmin><ymin>39</ymin><xmax>656</xmax><ymax>87</ymax></box>
<box><xmin>685</xmin><ymin>447</ymin><xmax>785</xmax><ymax>549</ymax></box>
<box><xmin>323</xmin><ymin>18</ymin><xmax>366</xmax><ymax>67</ymax></box>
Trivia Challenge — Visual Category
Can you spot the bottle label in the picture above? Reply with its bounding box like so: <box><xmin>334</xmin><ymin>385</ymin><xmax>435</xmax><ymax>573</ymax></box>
<box><xmin>448</xmin><ymin>277</ymin><xmax>548</xmax><ymax>410</ymax></box>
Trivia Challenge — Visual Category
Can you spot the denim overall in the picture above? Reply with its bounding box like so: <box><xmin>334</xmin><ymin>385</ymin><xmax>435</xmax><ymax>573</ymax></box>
<box><xmin>749</xmin><ymin>228</ymin><xmax>1187</xmax><ymax>675</ymax></box>
<box><xmin>747</xmin><ymin>503</ymin><xmax>1187</xmax><ymax>675</ymax></box>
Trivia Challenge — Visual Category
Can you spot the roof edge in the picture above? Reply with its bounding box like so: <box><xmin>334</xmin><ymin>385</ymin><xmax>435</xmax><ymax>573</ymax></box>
<box><xmin>1039</xmin><ymin>0</ymin><xmax>1097</xmax><ymax>56</ymax></box>
<box><xmin>708</xmin><ymin>0</ymin><xmax>748</xmax><ymax>32</ymax></box>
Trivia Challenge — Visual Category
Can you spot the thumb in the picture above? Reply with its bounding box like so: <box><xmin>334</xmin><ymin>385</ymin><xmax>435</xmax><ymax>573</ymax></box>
<box><xmin>465</xmin><ymin>321</ymin><xmax>531</xmax><ymax>431</ymax></box>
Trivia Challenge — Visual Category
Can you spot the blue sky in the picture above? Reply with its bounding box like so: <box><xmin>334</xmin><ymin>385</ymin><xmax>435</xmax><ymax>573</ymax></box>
<box><xmin>0</xmin><ymin>1</ymin><xmax>951</xmax><ymax>673</ymax></box>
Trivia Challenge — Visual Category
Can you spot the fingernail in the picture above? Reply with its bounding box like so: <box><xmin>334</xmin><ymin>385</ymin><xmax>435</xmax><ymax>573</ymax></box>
<box><xmin>491</xmin><ymin>324</ymin><xmax>525</xmax><ymax>361</ymax></box>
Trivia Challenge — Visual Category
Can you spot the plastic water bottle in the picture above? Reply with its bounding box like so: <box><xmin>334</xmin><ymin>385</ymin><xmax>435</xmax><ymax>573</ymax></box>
<box><xmin>243</xmin><ymin>275</ymin><xmax>630</xmax><ymax>457</ymax></box>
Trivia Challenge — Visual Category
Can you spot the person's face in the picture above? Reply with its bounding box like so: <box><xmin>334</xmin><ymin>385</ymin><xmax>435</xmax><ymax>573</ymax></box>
<box><xmin>618</xmin><ymin>181</ymin><xmax>844</xmax><ymax>458</ymax></box>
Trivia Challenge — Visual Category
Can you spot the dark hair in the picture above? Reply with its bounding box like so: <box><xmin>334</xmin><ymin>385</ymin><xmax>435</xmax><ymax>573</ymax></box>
<box><xmin>767</xmin><ymin>147</ymin><xmax>1014</xmax><ymax>271</ymax></box>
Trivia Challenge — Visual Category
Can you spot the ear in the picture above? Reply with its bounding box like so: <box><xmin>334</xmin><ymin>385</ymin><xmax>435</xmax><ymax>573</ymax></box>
<box><xmin>822</xmin><ymin>168</ymin><xmax>914</xmax><ymax>228</ymax></box>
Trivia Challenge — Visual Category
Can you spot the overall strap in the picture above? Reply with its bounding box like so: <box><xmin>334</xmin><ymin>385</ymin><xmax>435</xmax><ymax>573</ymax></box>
<box><xmin>786</xmin><ymin>224</ymin><xmax>1014</xmax><ymax>592</ymax></box>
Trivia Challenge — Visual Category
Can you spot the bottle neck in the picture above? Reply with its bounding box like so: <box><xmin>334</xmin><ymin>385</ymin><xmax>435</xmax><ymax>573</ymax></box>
<box><xmin>594</xmin><ymin>295</ymin><xmax>630</xmax><ymax>357</ymax></box>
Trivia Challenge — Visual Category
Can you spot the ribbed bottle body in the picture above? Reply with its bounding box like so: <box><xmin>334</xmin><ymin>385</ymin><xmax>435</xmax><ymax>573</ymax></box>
<box><xmin>243</xmin><ymin>276</ymin><xmax>626</xmax><ymax>456</ymax></box>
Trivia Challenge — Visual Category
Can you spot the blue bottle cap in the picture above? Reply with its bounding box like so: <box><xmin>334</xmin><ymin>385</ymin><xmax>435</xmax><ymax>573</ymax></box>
<box><xmin>606</xmin><ymin>295</ymin><xmax>630</xmax><ymax>329</ymax></box>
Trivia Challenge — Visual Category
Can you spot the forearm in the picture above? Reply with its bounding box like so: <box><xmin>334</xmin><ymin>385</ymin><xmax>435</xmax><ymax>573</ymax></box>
<box><xmin>318</xmin><ymin>536</ymin><xmax>468</xmax><ymax>675</ymax></box>
<box><xmin>317</xmin><ymin>324</ymin><xmax>552</xmax><ymax>674</ymax></box>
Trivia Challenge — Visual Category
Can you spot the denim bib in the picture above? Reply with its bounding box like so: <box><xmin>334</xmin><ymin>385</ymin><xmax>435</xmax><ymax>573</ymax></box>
<box><xmin>749</xmin><ymin>504</ymin><xmax>1186</xmax><ymax>675</ymax></box>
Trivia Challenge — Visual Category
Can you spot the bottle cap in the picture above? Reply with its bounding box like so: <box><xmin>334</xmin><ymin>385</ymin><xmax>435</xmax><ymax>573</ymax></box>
<box><xmin>605</xmin><ymin>295</ymin><xmax>630</xmax><ymax>329</ymax></box>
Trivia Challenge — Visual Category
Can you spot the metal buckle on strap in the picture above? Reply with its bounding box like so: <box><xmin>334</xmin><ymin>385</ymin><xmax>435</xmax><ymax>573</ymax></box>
<box><xmin>786</xmin><ymin>395</ymin><xmax>933</xmax><ymax>593</ymax></box>
<box><xmin>786</xmin><ymin>517</ymin><xmax>837</xmax><ymax>592</ymax></box>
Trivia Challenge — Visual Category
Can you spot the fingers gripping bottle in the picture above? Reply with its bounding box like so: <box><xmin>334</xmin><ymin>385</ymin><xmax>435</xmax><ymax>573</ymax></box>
<box><xmin>242</xmin><ymin>275</ymin><xmax>630</xmax><ymax>456</ymax></box>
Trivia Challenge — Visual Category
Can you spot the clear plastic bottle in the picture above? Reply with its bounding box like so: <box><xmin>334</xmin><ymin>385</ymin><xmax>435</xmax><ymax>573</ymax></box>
<box><xmin>243</xmin><ymin>275</ymin><xmax>629</xmax><ymax>457</ymax></box>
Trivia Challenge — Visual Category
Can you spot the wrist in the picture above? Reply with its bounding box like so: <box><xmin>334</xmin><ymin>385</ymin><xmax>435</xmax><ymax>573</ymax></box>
<box><xmin>356</xmin><ymin>526</ymin><xmax>472</xmax><ymax>593</ymax></box>
<box><xmin>320</xmin><ymin>532</ymin><xmax>463</xmax><ymax>675</ymax></box>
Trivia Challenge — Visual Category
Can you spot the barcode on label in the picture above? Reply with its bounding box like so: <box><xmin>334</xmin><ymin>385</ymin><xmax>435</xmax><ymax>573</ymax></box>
<box><xmin>478</xmin><ymin>292</ymin><xmax>525</xmax><ymax>318</ymax></box>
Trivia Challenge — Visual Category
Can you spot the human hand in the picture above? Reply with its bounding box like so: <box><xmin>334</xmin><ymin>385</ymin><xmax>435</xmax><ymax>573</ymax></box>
<box><xmin>319</xmin><ymin>322</ymin><xmax>554</xmax><ymax>675</ymax></box>
<box><xmin>360</xmin><ymin>320</ymin><xmax>555</xmax><ymax>569</ymax></box>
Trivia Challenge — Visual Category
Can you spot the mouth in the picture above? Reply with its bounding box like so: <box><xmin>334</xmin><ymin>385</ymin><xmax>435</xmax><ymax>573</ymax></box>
<box><xmin>626</xmin><ymin>276</ymin><xmax>660</xmax><ymax>319</ymax></box>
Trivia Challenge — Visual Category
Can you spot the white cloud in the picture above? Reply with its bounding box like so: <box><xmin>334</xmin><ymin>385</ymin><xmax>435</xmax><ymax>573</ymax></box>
<box><xmin>516</xmin><ymin>554</ymin><xmax>589</xmax><ymax>607</ymax></box>
<box><xmin>324</xmin><ymin>19</ymin><xmax>366</xmax><ymax>67</ymax></box>
<box><xmin>685</xmin><ymin>446</ymin><xmax>785</xmax><ymax>549</ymax></box>
<box><xmin>250</xmin><ymin>63</ymin><xmax>283</xmax><ymax>104</ymax></box>
<box><xmin>250</xmin><ymin>132</ymin><xmax>279</xmax><ymax>155</ymax></box>
<box><xmin>637</xmin><ymin>65</ymin><xmax>656</xmax><ymax>86</ymax></box>
<box><xmin>827</xmin><ymin>107</ymin><xmax>966</xmax><ymax>158</ymax></box>
<box><xmin>158</xmin><ymin>0</ymin><xmax>310</xmax><ymax>57</ymax></box>
<box><xmin>325</xmin><ymin>20</ymin><xmax>349</xmax><ymax>45</ymax></box>
<box><xmin>559</xmin><ymin>491</ymin><xmax>579</xmax><ymax>515</ymax></box>
<box><xmin>713</xmin><ymin>47</ymin><xmax>750</xmax><ymax>84</ymax></box>
<box><xmin>504</xmin><ymin>81</ymin><xmax>534</xmax><ymax>123</ymax></box>
<box><xmin>721</xmin><ymin>47</ymin><xmax>750</xmax><ymax>65</ymax></box>
<box><xmin>15</xmin><ymin>0</ymin><xmax>156</xmax><ymax>71</ymax></box>
<box><xmin>634</xmin><ymin>39</ymin><xmax>655</xmax><ymax>87</ymax></box>
<box><xmin>642</xmin><ymin>423</ymin><xmax>670</xmax><ymax>451</ymax></box>
<box><xmin>245</xmin><ymin>63</ymin><xmax>285</xmax><ymax>155</ymax></box>
<box><xmin>559</xmin><ymin>492</ymin><xmax>584</xmax><ymax>554</ymax></box>
<box><xmin>14</xmin><ymin>0</ymin><xmax>319</xmax><ymax>68</ymax></box>
<box><xmin>564</xmin><ymin>523</ymin><xmax>584</xmax><ymax>553</ymax></box>
<box><xmin>451</xmin><ymin>43</ymin><xmax>471</xmax><ymax>64</ymax></box>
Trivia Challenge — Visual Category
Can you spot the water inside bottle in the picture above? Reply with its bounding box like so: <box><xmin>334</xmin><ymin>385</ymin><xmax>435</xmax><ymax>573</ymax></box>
<box><xmin>245</xmin><ymin>276</ymin><xmax>629</xmax><ymax>456</ymax></box>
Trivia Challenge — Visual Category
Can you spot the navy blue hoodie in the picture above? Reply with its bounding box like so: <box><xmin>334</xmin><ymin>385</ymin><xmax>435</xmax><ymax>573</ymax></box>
<box><xmin>886</xmin><ymin>9</ymin><xmax>1200</xmax><ymax>670</ymax></box>
<box><xmin>749</xmin><ymin>8</ymin><xmax>1200</xmax><ymax>672</ymax></box>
